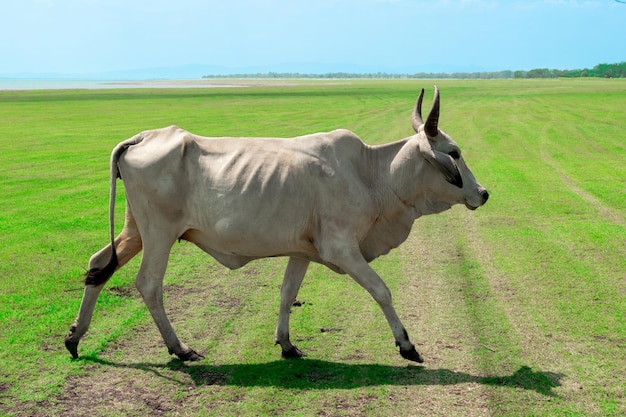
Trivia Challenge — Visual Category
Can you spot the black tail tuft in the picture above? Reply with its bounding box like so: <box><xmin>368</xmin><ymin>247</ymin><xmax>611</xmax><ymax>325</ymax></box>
<box><xmin>85</xmin><ymin>250</ymin><xmax>118</xmax><ymax>286</ymax></box>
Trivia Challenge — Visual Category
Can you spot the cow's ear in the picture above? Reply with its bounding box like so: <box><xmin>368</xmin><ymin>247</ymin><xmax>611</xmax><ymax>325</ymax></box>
<box><xmin>421</xmin><ymin>147</ymin><xmax>463</xmax><ymax>188</ymax></box>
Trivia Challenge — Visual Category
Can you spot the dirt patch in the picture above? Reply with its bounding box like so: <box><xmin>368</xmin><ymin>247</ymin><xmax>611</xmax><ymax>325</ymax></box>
<box><xmin>186</xmin><ymin>366</ymin><xmax>228</xmax><ymax>386</ymax></box>
<box><xmin>54</xmin><ymin>375</ymin><xmax>176</xmax><ymax>416</ymax></box>
<box><xmin>4</xmin><ymin>273</ymin><xmax>233</xmax><ymax>417</ymax></box>
<box><xmin>0</xmin><ymin>381</ymin><xmax>10</xmax><ymax>395</ymax></box>
<box><xmin>107</xmin><ymin>285</ymin><xmax>138</xmax><ymax>298</ymax></box>
<box><xmin>165</xmin><ymin>282</ymin><xmax>243</xmax><ymax>310</ymax></box>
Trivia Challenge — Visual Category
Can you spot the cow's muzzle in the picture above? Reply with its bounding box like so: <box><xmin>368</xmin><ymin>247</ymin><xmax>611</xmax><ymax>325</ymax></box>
<box><xmin>466</xmin><ymin>189</ymin><xmax>489</xmax><ymax>210</ymax></box>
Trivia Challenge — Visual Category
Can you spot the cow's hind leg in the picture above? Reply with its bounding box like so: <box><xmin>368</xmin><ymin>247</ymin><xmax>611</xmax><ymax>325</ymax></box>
<box><xmin>275</xmin><ymin>257</ymin><xmax>309</xmax><ymax>358</ymax></box>
<box><xmin>135</xmin><ymin>238</ymin><xmax>203</xmax><ymax>361</ymax></box>
<box><xmin>65</xmin><ymin>206</ymin><xmax>142</xmax><ymax>359</ymax></box>
<box><xmin>64</xmin><ymin>275</ymin><xmax>109</xmax><ymax>359</ymax></box>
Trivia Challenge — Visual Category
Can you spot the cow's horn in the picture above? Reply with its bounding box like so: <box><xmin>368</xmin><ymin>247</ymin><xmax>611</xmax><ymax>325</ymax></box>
<box><xmin>424</xmin><ymin>85</ymin><xmax>440</xmax><ymax>138</ymax></box>
<box><xmin>412</xmin><ymin>89</ymin><xmax>425</xmax><ymax>133</ymax></box>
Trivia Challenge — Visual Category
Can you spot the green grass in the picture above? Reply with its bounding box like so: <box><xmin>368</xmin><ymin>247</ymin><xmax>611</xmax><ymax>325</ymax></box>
<box><xmin>0</xmin><ymin>79</ymin><xmax>624</xmax><ymax>416</ymax></box>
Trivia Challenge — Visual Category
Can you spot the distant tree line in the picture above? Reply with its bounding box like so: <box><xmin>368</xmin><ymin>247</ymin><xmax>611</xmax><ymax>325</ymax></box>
<box><xmin>203</xmin><ymin>62</ymin><xmax>626</xmax><ymax>79</ymax></box>
<box><xmin>514</xmin><ymin>62</ymin><xmax>626</xmax><ymax>78</ymax></box>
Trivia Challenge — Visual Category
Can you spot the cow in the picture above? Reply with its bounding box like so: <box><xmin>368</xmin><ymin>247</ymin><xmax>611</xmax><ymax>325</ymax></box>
<box><xmin>65</xmin><ymin>87</ymin><xmax>488</xmax><ymax>363</ymax></box>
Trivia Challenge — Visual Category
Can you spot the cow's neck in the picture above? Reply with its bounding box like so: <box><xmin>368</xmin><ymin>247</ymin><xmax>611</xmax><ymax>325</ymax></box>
<box><xmin>356</xmin><ymin>139</ymin><xmax>421</xmax><ymax>261</ymax></box>
<box><xmin>383</xmin><ymin>137</ymin><xmax>452</xmax><ymax>218</ymax></box>
<box><xmin>385</xmin><ymin>138</ymin><xmax>423</xmax><ymax>210</ymax></box>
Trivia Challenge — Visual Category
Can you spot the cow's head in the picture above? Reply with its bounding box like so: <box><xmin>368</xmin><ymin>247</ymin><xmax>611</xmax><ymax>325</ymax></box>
<box><xmin>411</xmin><ymin>86</ymin><xmax>489</xmax><ymax>211</ymax></box>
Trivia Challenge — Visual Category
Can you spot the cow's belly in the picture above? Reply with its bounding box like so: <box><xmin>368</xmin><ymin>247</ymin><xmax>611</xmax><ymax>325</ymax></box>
<box><xmin>180</xmin><ymin>222</ymin><xmax>317</xmax><ymax>261</ymax></box>
<box><xmin>180</xmin><ymin>227</ymin><xmax>350</xmax><ymax>274</ymax></box>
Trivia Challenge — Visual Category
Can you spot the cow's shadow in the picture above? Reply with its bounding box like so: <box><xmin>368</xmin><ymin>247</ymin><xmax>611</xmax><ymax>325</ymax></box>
<box><xmin>83</xmin><ymin>356</ymin><xmax>563</xmax><ymax>397</ymax></box>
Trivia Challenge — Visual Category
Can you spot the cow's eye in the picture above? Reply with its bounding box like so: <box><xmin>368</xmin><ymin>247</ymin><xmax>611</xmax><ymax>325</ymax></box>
<box><xmin>449</xmin><ymin>150</ymin><xmax>460</xmax><ymax>159</ymax></box>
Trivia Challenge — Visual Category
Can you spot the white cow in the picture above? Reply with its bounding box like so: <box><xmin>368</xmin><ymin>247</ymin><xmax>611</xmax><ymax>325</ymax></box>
<box><xmin>65</xmin><ymin>87</ymin><xmax>488</xmax><ymax>363</ymax></box>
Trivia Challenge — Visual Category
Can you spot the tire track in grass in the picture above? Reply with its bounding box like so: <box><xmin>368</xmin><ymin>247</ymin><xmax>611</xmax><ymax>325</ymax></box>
<box><xmin>540</xmin><ymin>148</ymin><xmax>625</xmax><ymax>227</ymax></box>
<box><xmin>397</xmin><ymin>209</ymin><xmax>578</xmax><ymax>416</ymax></box>
<box><xmin>395</xmin><ymin>213</ymin><xmax>492</xmax><ymax>417</ymax></box>
<box><xmin>458</xmin><ymin>210</ymin><xmax>601</xmax><ymax>415</ymax></box>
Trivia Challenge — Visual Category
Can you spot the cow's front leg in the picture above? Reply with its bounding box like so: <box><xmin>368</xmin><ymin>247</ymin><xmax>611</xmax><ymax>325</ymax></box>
<box><xmin>322</xmin><ymin>245</ymin><xmax>424</xmax><ymax>363</ymax></box>
<box><xmin>350</xmin><ymin>264</ymin><xmax>423</xmax><ymax>362</ymax></box>
<box><xmin>275</xmin><ymin>257</ymin><xmax>309</xmax><ymax>358</ymax></box>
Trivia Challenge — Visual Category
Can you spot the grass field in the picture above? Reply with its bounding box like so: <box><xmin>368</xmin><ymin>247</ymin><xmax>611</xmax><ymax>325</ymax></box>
<box><xmin>0</xmin><ymin>79</ymin><xmax>624</xmax><ymax>416</ymax></box>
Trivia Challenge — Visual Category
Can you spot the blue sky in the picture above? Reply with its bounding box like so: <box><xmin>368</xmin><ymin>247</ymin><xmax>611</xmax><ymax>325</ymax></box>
<box><xmin>2</xmin><ymin>0</ymin><xmax>624</xmax><ymax>77</ymax></box>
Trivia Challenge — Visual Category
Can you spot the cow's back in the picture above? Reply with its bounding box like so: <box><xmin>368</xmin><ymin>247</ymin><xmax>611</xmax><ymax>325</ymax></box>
<box><xmin>117</xmin><ymin>126</ymin><xmax>378</xmax><ymax>260</ymax></box>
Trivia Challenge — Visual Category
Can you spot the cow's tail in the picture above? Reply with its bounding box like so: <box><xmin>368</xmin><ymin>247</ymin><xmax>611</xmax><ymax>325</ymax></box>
<box><xmin>85</xmin><ymin>135</ymin><xmax>145</xmax><ymax>286</ymax></box>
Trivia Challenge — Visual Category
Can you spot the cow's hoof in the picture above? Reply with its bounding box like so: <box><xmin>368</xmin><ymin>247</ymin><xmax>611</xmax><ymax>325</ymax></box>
<box><xmin>399</xmin><ymin>345</ymin><xmax>424</xmax><ymax>363</ymax></box>
<box><xmin>65</xmin><ymin>338</ymin><xmax>79</xmax><ymax>359</ymax></box>
<box><xmin>177</xmin><ymin>348</ymin><xmax>204</xmax><ymax>362</ymax></box>
<box><xmin>282</xmin><ymin>346</ymin><xmax>306</xmax><ymax>359</ymax></box>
